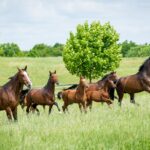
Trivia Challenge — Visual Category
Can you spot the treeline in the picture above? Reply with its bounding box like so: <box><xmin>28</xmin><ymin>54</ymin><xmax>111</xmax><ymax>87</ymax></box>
<box><xmin>0</xmin><ymin>41</ymin><xmax>150</xmax><ymax>57</ymax></box>
<box><xmin>121</xmin><ymin>40</ymin><xmax>150</xmax><ymax>57</ymax></box>
<box><xmin>0</xmin><ymin>43</ymin><xmax>63</xmax><ymax>57</ymax></box>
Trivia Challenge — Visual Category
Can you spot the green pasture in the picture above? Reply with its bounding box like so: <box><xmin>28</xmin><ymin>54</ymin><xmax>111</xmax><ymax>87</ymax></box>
<box><xmin>0</xmin><ymin>57</ymin><xmax>149</xmax><ymax>150</ymax></box>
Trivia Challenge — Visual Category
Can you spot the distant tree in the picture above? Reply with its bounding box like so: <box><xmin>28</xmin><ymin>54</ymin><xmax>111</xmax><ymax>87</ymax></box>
<box><xmin>51</xmin><ymin>43</ymin><xmax>64</xmax><ymax>56</ymax></box>
<box><xmin>28</xmin><ymin>44</ymin><xmax>51</xmax><ymax>57</ymax></box>
<box><xmin>121</xmin><ymin>40</ymin><xmax>137</xmax><ymax>57</ymax></box>
<box><xmin>0</xmin><ymin>43</ymin><xmax>22</xmax><ymax>57</ymax></box>
<box><xmin>127</xmin><ymin>45</ymin><xmax>150</xmax><ymax>57</ymax></box>
<box><xmin>63</xmin><ymin>21</ymin><xmax>121</xmax><ymax>82</ymax></box>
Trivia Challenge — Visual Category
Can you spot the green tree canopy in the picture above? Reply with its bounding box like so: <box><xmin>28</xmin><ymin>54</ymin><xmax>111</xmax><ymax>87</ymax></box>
<box><xmin>0</xmin><ymin>43</ymin><xmax>22</xmax><ymax>57</ymax></box>
<box><xmin>121</xmin><ymin>40</ymin><xmax>137</xmax><ymax>57</ymax></box>
<box><xmin>63</xmin><ymin>21</ymin><xmax>122</xmax><ymax>82</ymax></box>
<box><xmin>28</xmin><ymin>44</ymin><xmax>51</xmax><ymax>57</ymax></box>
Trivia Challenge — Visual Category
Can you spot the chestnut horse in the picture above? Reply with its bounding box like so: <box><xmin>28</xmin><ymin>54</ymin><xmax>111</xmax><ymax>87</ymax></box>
<box><xmin>62</xmin><ymin>77</ymin><xmax>89</xmax><ymax>113</ymax></box>
<box><xmin>57</xmin><ymin>72</ymin><xmax>118</xmax><ymax>100</ymax></box>
<box><xmin>116</xmin><ymin>57</ymin><xmax>150</xmax><ymax>106</ymax></box>
<box><xmin>86</xmin><ymin>79</ymin><xmax>116</xmax><ymax>109</ymax></box>
<box><xmin>26</xmin><ymin>71</ymin><xmax>61</xmax><ymax>115</ymax></box>
<box><xmin>0</xmin><ymin>66</ymin><xmax>32</xmax><ymax>121</ymax></box>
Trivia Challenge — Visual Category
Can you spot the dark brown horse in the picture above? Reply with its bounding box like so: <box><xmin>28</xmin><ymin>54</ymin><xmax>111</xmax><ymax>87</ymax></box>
<box><xmin>0</xmin><ymin>66</ymin><xmax>32</xmax><ymax>121</ymax></box>
<box><xmin>86</xmin><ymin>79</ymin><xmax>116</xmax><ymax>110</ymax></box>
<box><xmin>26</xmin><ymin>71</ymin><xmax>61</xmax><ymax>115</ymax></box>
<box><xmin>62</xmin><ymin>77</ymin><xmax>89</xmax><ymax>113</ymax></box>
<box><xmin>116</xmin><ymin>57</ymin><xmax>150</xmax><ymax>106</ymax></box>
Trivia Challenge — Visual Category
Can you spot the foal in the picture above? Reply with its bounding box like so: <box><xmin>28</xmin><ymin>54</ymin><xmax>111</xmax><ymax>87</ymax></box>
<box><xmin>62</xmin><ymin>77</ymin><xmax>89</xmax><ymax>113</ymax></box>
<box><xmin>26</xmin><ymin>71</ymin><xmax>61</xmax><ymax>115</ymax></box>
<box><xmin>86</xmin><ymin>79</ymin><xmax>116</xmax><ymax>109</ymax></box>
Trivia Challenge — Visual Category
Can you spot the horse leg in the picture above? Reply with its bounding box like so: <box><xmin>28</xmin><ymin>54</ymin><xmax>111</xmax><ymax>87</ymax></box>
<box><xmin>32</xmin><ymin>104</ymin><xmax>40</xmax><ymax>115</ymax></box>
<box><xmin>12</xmin><ymin>107</ymin><xmax>18</xmax><ymax>121</ymax></box>
<box><xmin>86</xmin><ymin>101</ymin><xmax>92</xmax><ymax>111</ymax></box>
<box><xmin>130</xmin><ymin>93</ymin><xmax>135</xmax><ymax>104</ymax></box>
<box><xmin>78</xmin><ymin>103</ymin><xmax>83</xmax><ymax>113</ymax></box>
<box><xmin>116</xmin><ymin>89</ymin><xmax>124</xmax><ymax>106</ymax></box>
<box><xmin>81</xmin><ymin>101</ymin><xmax>87</xmax><ymax>113</ymax></box>
<box><xmin>43</xmin><ymin>105</ymin><xmax>46</xmax><ymax>112</ymax></box>
<box><xmin>48</xmin><ymin>104</ymin><xmax>54</xmax><ymax>115</ymax></box>
<box><xmin>53</xmin><ymin>102</ymin><xmax>61</xmax><ymax>112</ymax></box>
<box><xmin>62</xmin><ymin>102</ymin><xmax>68</xmax><ymax>113</ymax></box>
<box><xmin>102</xmin><ymin>97</ymin><xmax>113</xmax><ymax>108</ymax></box>
<box><xmin>130</xmin><ymin>93</ymin><xmax>139</xmax><ymax>106</ymax></box>
<box><xmin>5</xmin><ymin>107</ymin><xmax>13</xmax><ymax>121</ymax></box>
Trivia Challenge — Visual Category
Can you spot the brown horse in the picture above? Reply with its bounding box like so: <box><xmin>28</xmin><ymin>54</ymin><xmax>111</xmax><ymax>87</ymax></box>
<box><xmin>0</xmin><ymin>66</ymin><xmax>32</xmax><ymax>121</ymax></box>
<box><xmin>57</xmin><ymin>72</ymin><xmax>118</xmax><ymax>100</ymax></box>
<box><xmin>62</xmin><ymin>76</ymin><xmax>89</xmax><ymax>113</ymax></box>
<box><xmin>26</xmin><ymin>70</ymin><xmax>61</xmax><ymax>115</ymax></box>
<box><xmin>86</xmin><ymin>79</ymin><xmax>116</xmax><ymax>110</ymax></box>
<box><xmin>116</xmin><ymin>57</ymin><xmax>150</xmax><ymax>106</ymax></box>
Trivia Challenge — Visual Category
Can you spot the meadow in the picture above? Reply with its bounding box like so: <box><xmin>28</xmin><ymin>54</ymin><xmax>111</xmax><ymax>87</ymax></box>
<box><xmin>0</xmin><ymin>57</ymin><xmax>149</xmax><ymax>150</ymax></box>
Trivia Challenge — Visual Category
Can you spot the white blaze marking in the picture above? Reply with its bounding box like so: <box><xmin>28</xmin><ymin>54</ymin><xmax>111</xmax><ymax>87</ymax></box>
<box><xmin>23</xmin><ymin>71</ymin><xmax>32</xmax><ymax>85</ymax></box>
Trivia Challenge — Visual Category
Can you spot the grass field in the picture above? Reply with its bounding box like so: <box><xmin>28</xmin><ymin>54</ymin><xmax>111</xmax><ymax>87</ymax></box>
<box><xmin>0</xmin><ymin>57</ymin><xmax>150</xmax><ymax>150</ymax></box>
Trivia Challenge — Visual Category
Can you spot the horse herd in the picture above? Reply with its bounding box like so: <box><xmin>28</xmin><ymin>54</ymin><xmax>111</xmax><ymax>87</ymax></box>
<box><xmin>0</xmin><ymin>57</ymin><xmax>150</xmax><ymax>121</ymax></box>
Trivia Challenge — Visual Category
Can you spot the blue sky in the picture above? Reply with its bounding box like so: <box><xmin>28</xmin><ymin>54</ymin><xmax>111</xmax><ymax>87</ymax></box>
<box><xmin>0</xmin><ymin>0</ymin><xmax>150</xmax><ymax>50</ymax></box>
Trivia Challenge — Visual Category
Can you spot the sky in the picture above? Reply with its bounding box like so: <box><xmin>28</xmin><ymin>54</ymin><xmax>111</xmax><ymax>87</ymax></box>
<box><xmin>0</xmin><ymin>0</ymin><xmax>150</xmax><ymax>50</ymax></box>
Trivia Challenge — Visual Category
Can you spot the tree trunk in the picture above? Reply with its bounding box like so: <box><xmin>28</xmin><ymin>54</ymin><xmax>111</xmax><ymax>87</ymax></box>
<box><xmin>89</xmin><ymin>72</ymin><xmax>92</xmax><ymax>83</ymax></box>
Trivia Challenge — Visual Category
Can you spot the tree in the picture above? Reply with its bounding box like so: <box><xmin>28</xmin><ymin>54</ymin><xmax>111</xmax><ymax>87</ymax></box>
<box><xmin>0</xmin><ymin>43</ymin><xmax>22</xmax><ymax>57</ymax></box>
<box><xmin>63</xmin><ymin>21</ymin><xmax>122</xmax><ymax>82</ymax></box>
<box><xmin>121</xmin><ymin>40</ymin><xmax>137</xmax><ymax>57</ymax></box>
<box><xmin>28</xmin><ymin>44</ymin><xmax>51</xmax><ymax>57</ymax></box>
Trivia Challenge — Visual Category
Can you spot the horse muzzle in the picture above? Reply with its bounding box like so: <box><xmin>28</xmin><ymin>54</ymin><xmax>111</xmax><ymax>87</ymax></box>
<box><xmin>26</xmin><ymin>83</ymin><xmax>32</xmax><ymax>89</ymax></box>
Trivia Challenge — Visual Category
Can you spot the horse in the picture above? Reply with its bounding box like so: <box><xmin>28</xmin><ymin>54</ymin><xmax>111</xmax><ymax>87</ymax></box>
<box><xmin>57</xmin><ymin>84</ymin><xmax>78</xmax><ymax>99</ymax></box>
<box><xmin>116</xmin><ymin>57</ymin><xmax>150</xmax><ymax>106</ymax></box>
<box><xmin>0</xmin><ymin>66</ymin><xmax>32</xmax><ymax>121</ymax></box>
<box><xmin>86</xmin><ymin>79</ymin><xmax>116</xmax><ymax>110</ymax></box>
<box><xmin>26</xmin><ymin>70</ymin><xmax>61</xmax><ymax>115</ymax></box>
<box><xmin>57</xmin><ymin>72</ymin><xmax>118</xmax><ymax>100</ymax></box>
<box><xmin>62</xmin><ymin>76</ymin><xmax>89</xmax><ymax>113</ymax></box>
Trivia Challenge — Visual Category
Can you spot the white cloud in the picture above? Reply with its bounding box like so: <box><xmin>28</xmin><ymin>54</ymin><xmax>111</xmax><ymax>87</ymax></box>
<box><xmin>0</xmin><ymin>0</ymin><xmax>150</xmax><ymax>49</ymax></box>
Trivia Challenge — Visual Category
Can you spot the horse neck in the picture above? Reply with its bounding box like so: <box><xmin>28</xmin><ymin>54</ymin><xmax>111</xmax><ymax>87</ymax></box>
<box><xmin>44</xmin><ymin>78</ymin><xmax>55</xmax><ymax>94</ymax></box>
<box><xmin>4</xmin><ymin>75</ymin><xmax>23</xmax><ymax>96</ymax></box>
<box><xmin>102</xmin><ymin>82</ymin><xmax>109</xmax><ymax>92</ymax></box>
<box><xmin>76</xmin><ymin>84</ymin><xmax>86</xmax><ymax>96</ymax></box>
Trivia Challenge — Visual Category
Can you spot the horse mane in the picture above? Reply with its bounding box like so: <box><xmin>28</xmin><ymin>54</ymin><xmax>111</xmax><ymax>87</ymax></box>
<box><xmin>138</xmin><ymin>57</ymin><xmax>150</xmax><ymax>73</ymax></box>
<box><xmin>101</xmin><ymin>71</ymin><xmax>115</xmax><ymax>81</ymax></box>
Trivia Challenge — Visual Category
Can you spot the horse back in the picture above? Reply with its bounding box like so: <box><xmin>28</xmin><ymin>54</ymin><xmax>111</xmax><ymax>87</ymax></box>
<box><xmin>117</xmin><ymin>74</ymin><xmax>143</xmax><ymax>93</ymax></box>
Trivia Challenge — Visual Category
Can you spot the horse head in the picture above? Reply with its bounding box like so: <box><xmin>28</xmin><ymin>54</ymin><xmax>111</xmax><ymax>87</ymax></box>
<box><xmin>49</xmin><ymin>70</ymin><xmax>59</xmax><ymax>85</ymax></box>
<box><xmin>17</xmin><ymin>65</ymin><xmax>32</xmax><ymax>89</ymax></box>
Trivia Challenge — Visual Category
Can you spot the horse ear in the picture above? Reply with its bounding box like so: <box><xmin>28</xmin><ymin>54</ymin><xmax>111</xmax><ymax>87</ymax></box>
<box><xmin>54</xmin><ymin>70</ymin><xmax>56</xmax><ymax>74</ymax></box>
<box><xmin>17</xmin><ymin>67</ymin><xmax>21</xmax><ymax>72</ymax></box>
<box><xmin>49</xmin><ymin>71</ymin><xmax>52</xmax><ymax>75</ymax></box>
<box><xmin>8</xmin><ymin>76</ymin><xmax>13</xmax><ymax>80</ymax></box>
<box><xmin>24</xmin><ymin>65</ymin><xmax>27</xmax><ymax>71</ymax></box>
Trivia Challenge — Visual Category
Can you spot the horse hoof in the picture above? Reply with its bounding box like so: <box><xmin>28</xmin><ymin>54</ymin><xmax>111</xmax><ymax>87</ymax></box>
<box><xmin>135</xmin><ymin>103</ymin><xmax>140</xmax><ymax>106</ymax></box>
<box><xmin>58</xmin><ymin>111</ymin><xmax>62</xmax><ymax>114</ymax></box>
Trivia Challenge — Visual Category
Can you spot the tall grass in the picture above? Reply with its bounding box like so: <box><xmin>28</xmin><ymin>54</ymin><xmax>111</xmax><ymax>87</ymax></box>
<box><xmin>0</xmin><ymin>57</ymin><xmax>149</xmax><ymax>150</ymax></box>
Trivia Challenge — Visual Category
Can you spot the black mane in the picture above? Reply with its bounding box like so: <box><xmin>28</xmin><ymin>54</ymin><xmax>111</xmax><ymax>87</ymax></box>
<box><xmin>138</xmin><ymin>57</ymin><xmax>150</xmax><ymax>73</ymax></box>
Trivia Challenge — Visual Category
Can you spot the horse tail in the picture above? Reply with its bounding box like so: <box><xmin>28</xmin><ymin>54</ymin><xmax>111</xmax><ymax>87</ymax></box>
<box><xmin>57</xmin><ymin>91</ymin><xmax>63</xmax><ymax>100</ymax></box>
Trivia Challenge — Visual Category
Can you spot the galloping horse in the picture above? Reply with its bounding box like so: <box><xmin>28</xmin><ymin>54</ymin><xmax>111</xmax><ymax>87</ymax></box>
<box><xmin>62</xmin><ymin>77</ymin><xmax>89</xmax><ymax>113</ymax></box>
<box><xmin>57</xmin><ymin>72</ymin><xmax>118</xmax><ymax>100</ymax></box>
<box><xmin>26</xmin><ymin>71</ymin><xmax>61</xmax><ymax>115</ymax></box>
<box><xmin>86</xmin><ymin>79</ymin><xmax>116</xmax><ymax>110</ymax></box>
<box><xmin>116</xmin><ymin>57</ymin><xmax>150</xmax><ymax>106</ymax></box>
<box><xmin>0</xmin><ymin>66</ymin><xmax>32</xmax><ymax>121</ymax></box>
